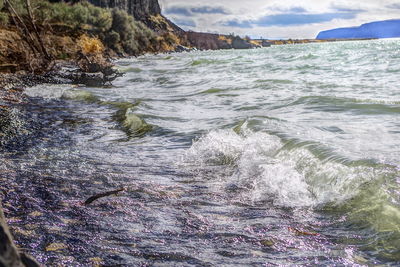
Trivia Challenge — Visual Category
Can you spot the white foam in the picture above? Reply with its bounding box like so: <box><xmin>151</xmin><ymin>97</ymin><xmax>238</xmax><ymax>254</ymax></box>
<box><xmin>25</xmin><ymin>84</ymin><xmax>75</xmax><ymax>99</ymax></box>
<box><xmin>185</xmin><ymin>125</ymin><xmax>387</xmax><ymax>208</ymax></box>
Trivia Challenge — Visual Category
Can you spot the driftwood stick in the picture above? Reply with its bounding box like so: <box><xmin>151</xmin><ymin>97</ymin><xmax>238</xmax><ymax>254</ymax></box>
<box><xmin>24</xmin><ymin>0</ymin><xmax>51</xmax><ymax>60</ymax></box>
<box><xmin>84</xmin><ymin>188</ymin><xmax>125</xmax><ymax>205</ymax></box>
<box><xmin>4</xmin><ymin>0</ymin><xmax>40</xmax><ymax>55</ymax></box>
<box><xmin>288</xmin><ymin>227</ymin><xmax>319</xmax><ymax>236</ymax></box>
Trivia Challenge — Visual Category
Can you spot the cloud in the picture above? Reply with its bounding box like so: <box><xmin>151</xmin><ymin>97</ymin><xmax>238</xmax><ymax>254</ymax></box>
<box><xmin>191</xmin><ymin>6</ymin><xmax>230</xmax><ymax>14</ymax></box>
<box><xmin>165</xmin><ymin>6</ymin><xmax>191</xmax><ymax>16</ymax></box>
<box><xmin>220</xmin><ymin>19</ymin><xmax>253</xmax><ymax>28</ymax></box>
<box><xmin>330</xmin><ymin>4</ymin><xmax>365</xmax><ymax>13</ymax></box>
<box><xmin>170</xmin><ymin>18</ymin><xmax>197</xmax><ymax>27</ymax></box>
<box><xmin>387</xmin><ymin>3</ymin><xmax>400</xmax><ymax>9</ymax></box>
<box><xmin>165</xmin><ymin>5</ymin><xmax>230</xmax><ymax>16</ymax></box>
<box><xmin>254</xmin><ymin>13</ymin><xmax>357</xmax><ymax>26</ymax></box>
<box><xmin>220</xmin><ymin>12</ymin><xmax>358</xmax><ymax>28</ymax></box>
<box><xmin>268</xmin><ymin>6</ymin><xmax>307</xmax><ymax>13</ymax></box>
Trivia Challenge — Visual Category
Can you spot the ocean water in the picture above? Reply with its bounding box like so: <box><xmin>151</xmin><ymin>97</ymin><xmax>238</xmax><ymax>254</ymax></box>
<box><xmin>1</xmin><ymin>39</ymin><xmax>400</xmax><ymax>266</ymax></box>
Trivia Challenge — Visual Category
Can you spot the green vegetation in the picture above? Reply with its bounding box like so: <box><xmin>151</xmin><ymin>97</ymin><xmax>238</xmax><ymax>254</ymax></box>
<box><xmin>0</xmin><ymin>0</ymin><xmax>163</xmax><ymax>56</ymax></box>
<box><xmin>0</xmin><ymin>0</ymin><xmax>8</xmax><ymax>27</ymax></box>
<box><xmin>108</xmin><ymin>8</ymin><xmax>157</xmax><ymax>55</ymax></box>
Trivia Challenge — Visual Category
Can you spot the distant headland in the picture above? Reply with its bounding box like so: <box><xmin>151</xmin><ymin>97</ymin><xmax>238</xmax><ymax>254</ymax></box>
<box><xmin>317</xmin><ymin>19</ymin><xmax>400</xmax><ymax>39</ymax></box>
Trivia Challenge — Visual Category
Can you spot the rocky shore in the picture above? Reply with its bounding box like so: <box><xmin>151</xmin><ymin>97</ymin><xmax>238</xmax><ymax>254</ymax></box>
<box><xmin>0</xmin><ymin>204</ymin><xmax>40</xmax><ymax>267</ymax></box>
<box><xmin>0</xmin><ymin>57</ymin><xmax>123</xmax><ymax>267</ymax></box>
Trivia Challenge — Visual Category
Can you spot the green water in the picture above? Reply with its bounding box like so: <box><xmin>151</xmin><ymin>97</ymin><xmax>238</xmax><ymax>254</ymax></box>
<box><xmin>1</xmin><ymin>39</ymin><xmax>400</xmax><ymax>266</ymax></box>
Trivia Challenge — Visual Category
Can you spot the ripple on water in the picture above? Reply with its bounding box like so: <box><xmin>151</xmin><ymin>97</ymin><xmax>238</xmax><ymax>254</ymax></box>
<box><xmin>3</xmin><ymin>39</ymin><xmax>400</xmax><ymax>266</ymax></box>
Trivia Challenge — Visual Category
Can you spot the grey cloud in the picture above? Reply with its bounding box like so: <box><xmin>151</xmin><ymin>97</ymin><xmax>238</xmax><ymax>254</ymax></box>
<box><xmin>165</xmin><ymin>5</ymin><xmax>230</xmax><ymax>16</ymax></box>
<box><xmin>170</xmin><ymin>18</ymin><xmax>197</xmax><ymax>27</ymax></box>
<box><xmin>219</xmin><ymin>12</ymin><xmax>358</xmax><ymax>28</ymax></box>
<box><xmin>191</xmin><ymin>6</ymin><xmax>230</xmax><ymax>14</ymax></box>
<box><xmin>268</xmin><ymin>6</ymin><xmax>308</xmax><ymax>13</ymax></box>
<box><xmin>387</xmin><ymin>3</ymin><xmax>400</xmax><ymax>9</ymax></box>
<box><xmin>330</xmin><ymin>4</ymin><xmax>365</xmax><ymax>13</ymax></box>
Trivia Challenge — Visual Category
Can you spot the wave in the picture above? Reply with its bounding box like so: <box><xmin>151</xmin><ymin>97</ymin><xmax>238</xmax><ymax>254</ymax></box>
<box><xmin>26</xmin><ymin>82</ymin><xmax>153</xmax><ymax>139</ymax></box>
<box><xmin>199</xmin><ymin>88</ymin><xmax>225</xmax><ymax>95</ymax></box>
<box><xmin>112</xmin><ymin>103</ymin><xmax>152</xmax><ymax>138</ymax></box>
<box><xmin>287</xmin><ymin>95</ymin><xmax>400</xmax><ymax>114</ymax></box>
<box><xmin>184</xmin><ymin>123</ymin><xmax>400</xmax><ymax>259</ymax></box>
<box><xmin>119</xmin><ymin>67</ymin><xmax>143</xmax><ymax>73</ymax></box>
<box><xmin>62</xmin><ymin>88</ymin><xmax>99</xmax><ymax>103</ymax></box>
<box><xmin>255</xmin><ymin>79</ymin><xmax>294</xmax><ymax>84</ymax></box>
<box><xmin>184</xmin><ymin>122</ymin><xmax>397</xmax><ymax>207</ymax></box>
<box><xmin>190</xmin><ymin>59</ymin><xmax>230</xmax><ymax>66</ymax></box>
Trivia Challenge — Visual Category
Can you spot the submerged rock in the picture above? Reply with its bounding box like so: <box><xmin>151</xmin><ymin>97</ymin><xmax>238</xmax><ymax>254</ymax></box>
<box><xmin>44</xmin><ymin>62</ymin><xmax>123</xmax><ymax>87</ymax></box>
<box><xmin>174</xmin><ymin>45</ymin><xmax>196</xmax><ymax>53</ymax></box>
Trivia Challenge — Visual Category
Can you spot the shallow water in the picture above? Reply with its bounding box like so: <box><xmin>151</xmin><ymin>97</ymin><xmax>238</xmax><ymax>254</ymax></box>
<box><xmin>1</xmin><ymin>39</ymin><xmax>400</xmax><ymax>266</ymax></box>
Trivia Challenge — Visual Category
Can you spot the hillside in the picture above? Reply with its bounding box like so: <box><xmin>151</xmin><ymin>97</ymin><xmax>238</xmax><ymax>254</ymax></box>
<box><xmin>317</xmin><ymin>19</ymin><xmax>400</xmax><ymax>39</ymax></box>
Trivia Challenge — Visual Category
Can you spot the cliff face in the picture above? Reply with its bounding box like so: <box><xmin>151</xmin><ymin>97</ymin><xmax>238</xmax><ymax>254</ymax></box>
<box><xmin>87</xmin><ymin>0</ymin><xmax>161</xmax><ymax>22</ymax></box>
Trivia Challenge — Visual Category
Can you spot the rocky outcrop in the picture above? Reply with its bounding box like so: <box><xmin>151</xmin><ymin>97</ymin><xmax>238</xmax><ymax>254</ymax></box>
<box><xmin>84</xmin><ymin>0</ymin><xmax>186</xmax><ymax>42</ymax></box>
<box><xmin>85</xmin><ymin>0</ymin><xmax>160</xmax><ymax>24</ymax></box>
<box><xmin>231</xmin><ymin>36</ymin><xmax>254</xmax><ymax>49</ymax></box>
<box><xmin>185</xmin><ymin>32</ymin><xmax>224</xmax><ymax>50</ymax></box>
<box><xmin>317</xmin><ymin>19</ymin><xmax>400</xmax><ymax>39</ymax></box>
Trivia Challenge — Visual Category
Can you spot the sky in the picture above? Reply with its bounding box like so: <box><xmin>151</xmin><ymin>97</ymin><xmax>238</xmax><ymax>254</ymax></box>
<box><xmin>159</xmin><ymin>0</ymin><xmax>400</xmax><ymax>39</ymax></box>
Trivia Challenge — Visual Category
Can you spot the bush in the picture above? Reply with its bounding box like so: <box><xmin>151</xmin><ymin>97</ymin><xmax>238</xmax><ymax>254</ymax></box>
<box><xmin>33</xmin><ymin>1</ymin><xmax>111</xmax><ymax>32</ymax></box>
<box><xmin>0</xmin><ymin>12</ymin><xmax>8</xmax><ymax>27</ymax></box>
<box><xmin>78</xmin><ymin>35</ymin><xmax>104</xmax><ymax>55</ymax></box>
<box><xmin>108</xmin><ymin>8</ymin><xmax>157</xmax><ymax>55</ymax></box>
<box><xmin>82</xmin><ymin>2</ymin><xmax>112</xmax><ymax>32</ymax></box>
<box><xmin>104</xmin><ymin>30</ymin><xmax>120</xmax><ymax>48</ymax></box>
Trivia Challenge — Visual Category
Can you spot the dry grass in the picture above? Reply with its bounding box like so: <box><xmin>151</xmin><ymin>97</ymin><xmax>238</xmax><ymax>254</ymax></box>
<box><xmin>156</xmin><ymin>32</ymin><xmax>182</xmax><ymax>52</ymax></box>
<box><xmin>78</xmin><ymin>35</ymin><xmax>104</xmax><ymax>55</ymax></box>
<box><xmin>250</xmin><ymin>40</ymin><xmax>261</xmax><ymax>46</ymax></box>
<box><xmin>218</xmin><ymin>35</ymin><xmax>232</xmax><ymax>45</ymax></box>
<box><xmin>149</xmin><ymin>15</ymin><xmax>169</xmax><ymax>28</ymax></box>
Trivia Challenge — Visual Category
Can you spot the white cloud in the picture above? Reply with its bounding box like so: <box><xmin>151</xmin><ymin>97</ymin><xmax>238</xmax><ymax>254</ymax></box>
<box><xmin>159</xmin><ymin>0</ymin><xmax>400</xmax><ymax>38</ymax></box>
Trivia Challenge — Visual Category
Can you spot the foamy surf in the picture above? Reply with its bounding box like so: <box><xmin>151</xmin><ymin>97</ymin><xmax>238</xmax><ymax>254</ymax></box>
<box><xmin>185</xmin><ymin>123</ymin><xmax>396</xmax><ymax>209</ymax></box>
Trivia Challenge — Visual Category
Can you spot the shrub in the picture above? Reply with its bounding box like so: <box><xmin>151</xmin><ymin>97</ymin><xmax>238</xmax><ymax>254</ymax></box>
<box><xmin>82</xmin><ymin>2</ymin><xmax>112</xmax><ymax>32</ymax></box>
<box><xmin>0</xmin><ymin>12</ymin><xmax>8</xmax><ymax>27</ymax></box>
<box><xmin>32</xmin><ymin>1</ymin><xmax>111</xmax><ymax>32</ymax></box>
<box><xmin>108</xmin><ymin>8</ymin><xmax>157</xmax><ymax>55</ymax></box>
<box><xmin>78</xmin><ymin>35</ymin><xmax>104</xmax><ymax>55</ymax></box>
<box><xmin>104</xmin><ymin>30</ymin><xmax>120</xmax><ymax>48</ymax></box>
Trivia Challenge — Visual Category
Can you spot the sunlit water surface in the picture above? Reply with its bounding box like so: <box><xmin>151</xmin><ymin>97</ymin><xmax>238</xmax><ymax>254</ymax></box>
<box><xmin>1</xmin><ymin>39</ymin><xmax>400</xmax><ymax>266</ymax></box>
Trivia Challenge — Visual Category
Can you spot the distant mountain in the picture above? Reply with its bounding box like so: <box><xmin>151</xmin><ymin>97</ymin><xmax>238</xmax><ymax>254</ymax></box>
<box><xmin>316</xmin><ymin>19</ymin><xmax>400</xmax><ymax>39</ymax></box>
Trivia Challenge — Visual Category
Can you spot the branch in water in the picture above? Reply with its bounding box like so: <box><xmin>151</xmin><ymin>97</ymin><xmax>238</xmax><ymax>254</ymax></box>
<box><xmin>84</xmin><ymin>188</ymin><xmax>125</xmax><ymax>205</ymax></box>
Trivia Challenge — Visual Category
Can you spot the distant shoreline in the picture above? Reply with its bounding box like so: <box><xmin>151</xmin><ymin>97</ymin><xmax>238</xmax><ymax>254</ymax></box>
<box><xmin>251</xmin><ymin>37</ymin><xmax>378</xmax><ymax>46</ymax></box>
